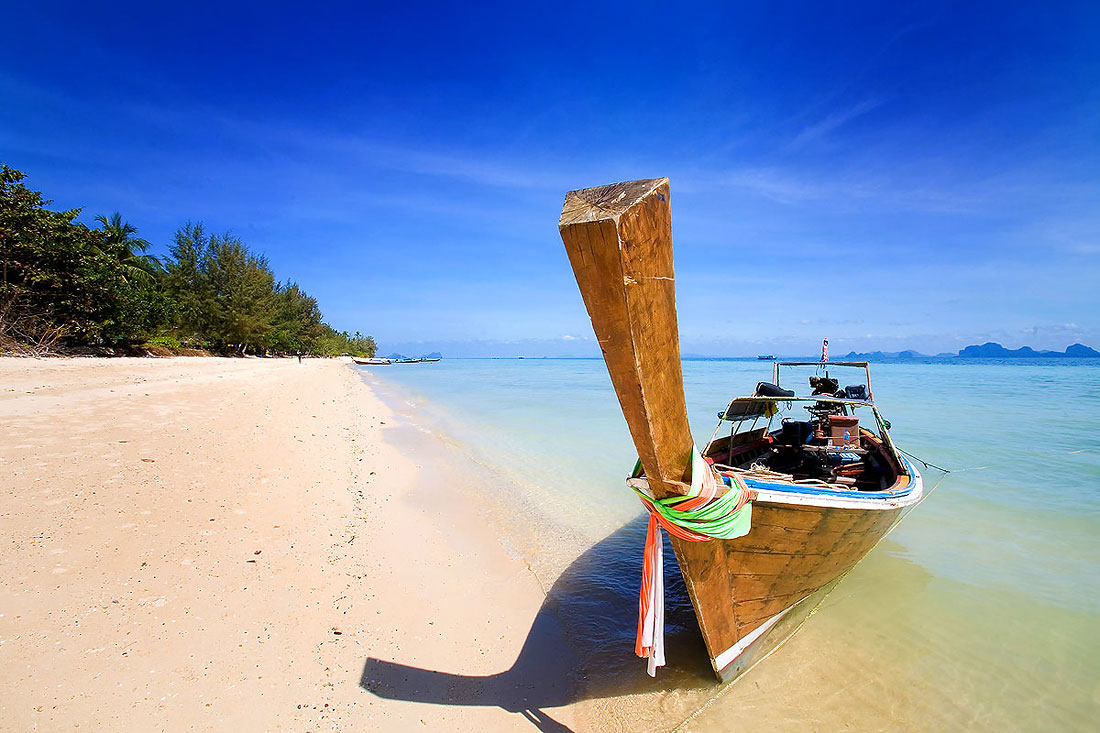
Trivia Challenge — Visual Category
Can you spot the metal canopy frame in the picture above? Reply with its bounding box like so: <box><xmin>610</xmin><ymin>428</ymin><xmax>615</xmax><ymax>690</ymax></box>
<box><xmin>709</xmin><ymin>394</ymin><xmax>904</xmax><ymax>475</ymax></box>
<box><xmin>771</xmin><ymin>361</ymin><xmax>874</xmax><ymax>401</ymax></box>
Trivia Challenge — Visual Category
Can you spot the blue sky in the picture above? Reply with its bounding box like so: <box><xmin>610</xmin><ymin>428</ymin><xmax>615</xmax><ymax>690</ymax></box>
<box><xmin>2</xmin><ymin>1</ymin><xmax>1097</xmax><ymax>356</ymax></box>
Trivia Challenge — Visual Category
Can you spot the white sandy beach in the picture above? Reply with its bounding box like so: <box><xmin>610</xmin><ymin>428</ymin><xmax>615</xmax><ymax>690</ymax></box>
<box><xmin>0</xmin><ymin>357</ymin><xmax>573</xmax><ymax>731</ymax></box>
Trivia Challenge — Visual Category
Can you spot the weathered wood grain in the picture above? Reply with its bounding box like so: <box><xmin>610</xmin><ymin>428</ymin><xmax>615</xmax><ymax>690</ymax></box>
<box><xmin>671</xmin><ymin>499</ymin><xmax>904</xmax><ymax>677</ymax></box>
<box><xmin>558</xmin><ymin>178</ymin><xmax>692</xmax><ymax>499</ymax></box>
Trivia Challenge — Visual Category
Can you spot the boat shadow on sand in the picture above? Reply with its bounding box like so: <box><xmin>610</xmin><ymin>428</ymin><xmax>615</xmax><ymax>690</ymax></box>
<box><xmin>360</xmin><ymin>516</ymin><xmax>716</xmax><ymax>731</ymax></box>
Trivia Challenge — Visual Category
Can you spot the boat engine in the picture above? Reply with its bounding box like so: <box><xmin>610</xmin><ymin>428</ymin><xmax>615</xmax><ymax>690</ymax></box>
<box><xmin>809</xmin><ymin>374</ymin><xmax>841</xmax><ymax>396</ymax></box>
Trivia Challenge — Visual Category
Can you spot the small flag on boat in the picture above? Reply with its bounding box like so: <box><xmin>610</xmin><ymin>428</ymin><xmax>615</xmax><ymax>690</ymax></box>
<box><xmin>821</xmin><ymin>338</ymin><xmax>829</xmax><ymax>363</ymax></box>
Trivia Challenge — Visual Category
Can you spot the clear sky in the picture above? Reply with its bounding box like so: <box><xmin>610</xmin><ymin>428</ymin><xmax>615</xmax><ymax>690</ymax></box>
<box><xmin>2</xmin><ymin>1</ymin><xmax>1097</xmax><ymax>356</ymax></box>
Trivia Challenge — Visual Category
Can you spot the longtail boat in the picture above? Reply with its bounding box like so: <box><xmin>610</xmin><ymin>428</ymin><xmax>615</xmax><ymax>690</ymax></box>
<box><xmin>352</xmin><ymin>357</ymin><xmax>392</xmax><ymax>365</ymax></box>
<box><xmin>558</xmin><ymin>178</ymin><xmax>926</xmax><ymax>682</ymax></box>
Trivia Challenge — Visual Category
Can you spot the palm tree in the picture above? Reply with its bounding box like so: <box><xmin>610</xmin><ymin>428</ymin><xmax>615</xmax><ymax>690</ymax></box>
<box><xmin>94</xmin><ymin>212</ymin><xmax>162</xmax><ymax>284</ymax></box>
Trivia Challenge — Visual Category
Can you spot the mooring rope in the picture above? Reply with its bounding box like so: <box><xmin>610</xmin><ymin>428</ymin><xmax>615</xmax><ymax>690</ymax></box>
<box><xmin>896</xmin><ymin>446</ymin><xmax>990</xmax><ymax>497</ymax></box>
<box><xmin>897</xmin><ymin>446</ymin><xmax>954</xmax><ymax>474</ymax></box>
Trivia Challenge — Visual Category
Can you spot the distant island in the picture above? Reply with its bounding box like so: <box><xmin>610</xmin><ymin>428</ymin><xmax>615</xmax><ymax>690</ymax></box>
<box><xmin>840</xmin><ymin>349</ymin><xmax>928</xmax><ymax>359</ymax></box>
<box><xmin>837</xmin><ymin>342</ymin><xmax>1099</xmax><ymax>360</ymax></box>
<box><xmin>385</xmin><ymin>351</ymin><xmax>442</xmax><ymax>360</ymax></box>
<box><xmin>956</xmin><ymin>342</ymin><xmax>1099</xmax><ymax>358</ymax></box>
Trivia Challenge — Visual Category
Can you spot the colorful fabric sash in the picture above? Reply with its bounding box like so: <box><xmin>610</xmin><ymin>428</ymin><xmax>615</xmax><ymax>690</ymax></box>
<box><xmin>632</xmin><ymin>447</ymin><xmax>752</xmax><ymax>675</ymax></box>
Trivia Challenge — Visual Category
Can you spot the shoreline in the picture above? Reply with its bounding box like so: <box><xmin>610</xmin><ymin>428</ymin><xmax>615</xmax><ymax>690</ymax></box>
<box><xmin>5</xmin><ymin>357</ymin><xmax>1097</xmax><ymax>730</ymax></box>
<box><xmin>0</xmin><ymin>357</ymin><xmax>574</xmax><ymax>730</ymax></box>
<box><xmin>358</xmin><ymin>366</ymin><xmax>742</xmax><ymax>729</ymax></box>
<box><xmin>347</xmin><ymin>358</ymin><xmax>1100</xmax><ymax>732</ymax></box>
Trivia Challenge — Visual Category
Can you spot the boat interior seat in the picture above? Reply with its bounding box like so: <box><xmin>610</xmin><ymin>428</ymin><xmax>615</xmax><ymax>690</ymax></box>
<box><xmin>755</xmin><ymin>381</ymin><xmax>795</xmax><ymax>398</ymax></box>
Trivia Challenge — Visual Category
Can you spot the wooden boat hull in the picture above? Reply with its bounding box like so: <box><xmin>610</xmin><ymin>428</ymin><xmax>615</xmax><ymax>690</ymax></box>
<box><xmin>670</xmin><ymin>463</ymin><xmax>923</xmax><ymax>681</ymax></box>
<box><xmin>556</xmin><ymin>178</ymin><xmax>928</xmax><ymax>683</ymax></box>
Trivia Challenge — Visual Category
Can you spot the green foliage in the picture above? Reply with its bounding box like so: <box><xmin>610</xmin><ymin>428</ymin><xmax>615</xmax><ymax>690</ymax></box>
<box><xmin>268</xmin><ymin>282</ymin><xmax>324</xmax><ymax>353</ymax></box>
<box><xmin>0</xmin><ymin>163</ymin><xmax>376</xmax><ymax>356</ymax></box>
<box><xmin>94</xmin><ymin>212</ymin><xmax>162</xmax><ymax>285</ymax></box>
<box><xmin>1</xmin><ymin>165</ymin><xmax>153</xmax><ymax>349</ymax></box>
<box><xmin>162</xmin><ymin>222</ymin><xmax>215</xmax><ymax>343</ymax></box>
<box><xmin>145</xmin><ymin>334</ymin><xmax>181</xmax><ymax>349</ymax></box>
<box><xmin>346</xmin><ymin>331</ymin><xmax>378</xmax><ymax>357</ymax></box>
<box><xmin>312</xmin><ymin>326</ymin><xmax>378</xmax><ymax>357</ymax></box>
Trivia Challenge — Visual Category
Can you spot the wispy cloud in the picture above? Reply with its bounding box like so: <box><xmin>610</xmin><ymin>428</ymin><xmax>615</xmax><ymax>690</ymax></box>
<box><xmin>787</xmin><ymin>98</ymin><xmax>884</xmax><ymax>150</ymax></box>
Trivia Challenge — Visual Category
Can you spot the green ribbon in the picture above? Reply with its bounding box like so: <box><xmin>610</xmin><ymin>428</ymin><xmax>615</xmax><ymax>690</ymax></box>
<box><xmin>630</xmin><ymin>445</ymin><xmax>753</xmax><ymax>540</ymax></box>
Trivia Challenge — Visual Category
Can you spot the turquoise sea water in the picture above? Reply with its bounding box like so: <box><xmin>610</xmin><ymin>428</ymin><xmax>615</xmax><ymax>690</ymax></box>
<box><xmin>360</xmin><ymin>358</ymin><xmax>1100</xmax><ymax>730</ymax></box>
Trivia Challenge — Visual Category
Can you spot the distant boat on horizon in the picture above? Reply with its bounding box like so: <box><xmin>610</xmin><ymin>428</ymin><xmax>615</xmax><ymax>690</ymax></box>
<box><xmin>395</xmin><ymin>356</ymin><xmax>442</xmax><ymax>364</ymax></box>
<box><xmin>756</xmin><ymin>354</ymin><xmax>776</xmax><ymax>360</ymax></box>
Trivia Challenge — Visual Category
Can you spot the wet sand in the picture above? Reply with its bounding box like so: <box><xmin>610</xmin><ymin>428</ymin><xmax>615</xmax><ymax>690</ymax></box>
<box><xmin>0</xmin><ymin>357</ymin><xmax>574</xmax><ymax>731</ymax></box>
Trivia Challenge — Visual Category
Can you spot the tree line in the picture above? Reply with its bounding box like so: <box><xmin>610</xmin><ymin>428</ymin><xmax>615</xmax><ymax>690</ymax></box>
<box><xmin>0</xmin><ymin>164</ymin><xmax>376</xmax><ymax>357</ymax></box>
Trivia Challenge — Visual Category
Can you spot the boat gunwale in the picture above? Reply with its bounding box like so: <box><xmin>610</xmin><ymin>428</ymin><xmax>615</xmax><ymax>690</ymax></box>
<box><xmin>746</xmin><ymin>456</ymin><xmax>923</xmax><ymax>509</ymax></box>
<box><xmin>629</xmin><ymin>456</ymin><xmax>923</xmax><ymax>509</ymax></box>
<box><xmin>721</xmin><ymin>394</ymin><xmax>877</xmax><ymax>411</ymax></box>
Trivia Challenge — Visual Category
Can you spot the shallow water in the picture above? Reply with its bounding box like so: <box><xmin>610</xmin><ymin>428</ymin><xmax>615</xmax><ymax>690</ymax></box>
<box><xmin>360</xmin><ymin>357</ymin><xmax>1100</xmax><ymax>730</ymax></box>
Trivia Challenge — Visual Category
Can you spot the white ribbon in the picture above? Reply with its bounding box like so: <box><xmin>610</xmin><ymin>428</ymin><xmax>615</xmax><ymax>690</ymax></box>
<box><xmin>640</xmin><ymin>525</ymin><xmax>666</xmax><ymax>676</ymax></box>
